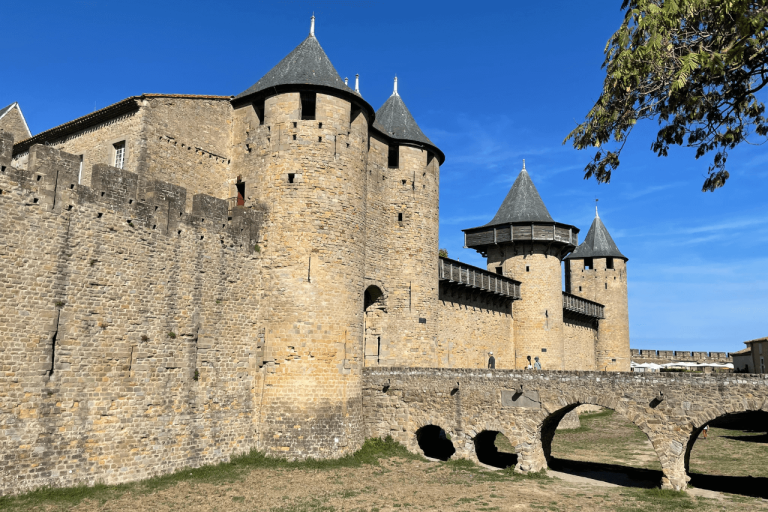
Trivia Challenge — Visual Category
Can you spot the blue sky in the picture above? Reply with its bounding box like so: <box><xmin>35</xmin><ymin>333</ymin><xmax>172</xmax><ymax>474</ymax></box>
<box><xmin>4</xmin><ymin>1</ymin><xmax>766</xmax><ymax>353</ymax></box>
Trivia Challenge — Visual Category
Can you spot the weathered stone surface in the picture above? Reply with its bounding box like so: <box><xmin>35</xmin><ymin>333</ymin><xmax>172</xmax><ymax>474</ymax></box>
<box><xmin>362</xmin><ymin>367</ymin><xmax>768</xmax><ymax>491</ymax></box>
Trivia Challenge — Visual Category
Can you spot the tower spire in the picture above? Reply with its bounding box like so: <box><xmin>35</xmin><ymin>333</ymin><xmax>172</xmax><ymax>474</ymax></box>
<box><xmin>355</xmin><ymin>74</ymin><xmax>360</xmax><ymax>94</ymax></box>
<box><xmin>392</xmin><ymin>76</ymin><xmax>399</xmax><ymax>96</ymax></box>
<box><xmin>310</xmin><ymin>14</ymin><xmax>315</xmax><ymax>37</ymax></box>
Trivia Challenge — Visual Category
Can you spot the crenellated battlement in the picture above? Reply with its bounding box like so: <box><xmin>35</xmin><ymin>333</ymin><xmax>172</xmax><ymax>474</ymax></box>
<box><xmin>630</xmin><ymin>349</ymin><xmax>733</xmax><ymax>363</ymax></box>
<box><xmin>0</xmin><ymin>133</ymin><xmax>264</xmax><ymax>251</ymax></box>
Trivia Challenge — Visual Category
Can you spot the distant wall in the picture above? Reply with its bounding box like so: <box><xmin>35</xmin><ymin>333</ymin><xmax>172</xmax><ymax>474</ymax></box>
<box><xmin>563</xmin><ymin>312</ymin><xmax>597</xmax><ymax>371</ymax></box>
<box><xmin>0</xmin><ymin>139</ymin><xmax>265</xmax><ymax>496</ymax></box>
<box><xmin>630</xmin><ymin>349</ymin><xmax>733</xmax><ymax>363</ymax></box>
<box><xmin>436</xmin><ymin>282</ymin><xmax>513</xmax><ymax>369</ymax></box>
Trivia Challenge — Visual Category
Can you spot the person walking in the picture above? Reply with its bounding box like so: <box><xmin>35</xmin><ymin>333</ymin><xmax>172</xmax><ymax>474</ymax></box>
<box><xmin>488</xmin><ymin>352</ymin><xmax>496</xmax><ymax>369</ymax></box>
<box><xmin>534</xmin><ymin>356</ymin><xmax>542</xmax><ymax>371</ymax></box>
<box><xmin>702</xmin><ymin>424</ymin><xmax>709</xmax><ymax>439</ymax></box>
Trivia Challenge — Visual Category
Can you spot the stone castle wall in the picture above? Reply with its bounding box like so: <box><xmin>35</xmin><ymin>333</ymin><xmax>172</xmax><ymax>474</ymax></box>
<box><xmin>0</xmin><ymin>135</ymin><xmax>264</xmax><ymax>495</ymax></box>
<box><xmin>487</xmin><ymin>243</ymin><xmax>566</xmax><ymax>370</ymax></box>
<box><xmin>566</xmin><ymin>256</ymin><xmax>630</xmax><ymax>371</ymax></box>
<box><xmin>436</xmin><ymin>283</ymin><xmax>514</xmax><ymax>368</ymax></box>
<box><xmin>630</xmin><ymin>349</ymin><xmax>733</xmax><ymax>364</ymax></box>
<box><xmin>563</xmin><ymin>312</ymin><xmax>598</xmax><ymax>371</ymax></box>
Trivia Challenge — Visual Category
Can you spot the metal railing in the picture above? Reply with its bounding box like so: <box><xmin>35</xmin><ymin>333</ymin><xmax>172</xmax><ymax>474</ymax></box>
<box><xmin>562</xmin><ymin>292</ymin><xmax>604</xmax><ymax>319</ymax></box>
<box><xmin>439</xmin><ymin>257</ymin><xmax>521</xmax><ymax>299</ymax></box>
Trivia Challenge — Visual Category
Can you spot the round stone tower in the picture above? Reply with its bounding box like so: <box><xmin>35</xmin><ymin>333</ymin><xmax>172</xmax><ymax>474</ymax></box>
<box><xmin>565</xmin><ymin>208</ymin><xmax>630</xmax><ymax>372</ymax></box>
<box><xmin>463</xmin><ymin>164</ymin><xmax>579</xmax><ymax>370</ymax></box>
<box><xmin>368</xmin><ymin>78</ymin><xmax>445</xmax><ymax>367</ymax></box>
<box><xmin>230</xmin><ymin>17</ymin><xmax>375</xmax><ymax>459</ymax></box>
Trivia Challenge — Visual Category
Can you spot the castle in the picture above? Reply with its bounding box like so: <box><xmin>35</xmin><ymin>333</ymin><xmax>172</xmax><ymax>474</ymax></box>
<box><xmin>0</xmin><ymin>17</ymin><xmax>629</xmax><ymax>494</ymax></box>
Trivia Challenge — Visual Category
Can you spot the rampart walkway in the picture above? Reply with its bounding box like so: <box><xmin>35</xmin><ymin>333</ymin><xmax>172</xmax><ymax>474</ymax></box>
<box><xmin>362</xmin><ymin>367</ymin><xmax>768</xmax><ymax>490</ymax></box>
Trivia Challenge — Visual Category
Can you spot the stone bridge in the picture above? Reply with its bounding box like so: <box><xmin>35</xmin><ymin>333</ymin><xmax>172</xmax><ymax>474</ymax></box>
<box><xmin>362</xmin><ymin>367</ymin><xmax>768</xmax><ymax>490</ymax></box>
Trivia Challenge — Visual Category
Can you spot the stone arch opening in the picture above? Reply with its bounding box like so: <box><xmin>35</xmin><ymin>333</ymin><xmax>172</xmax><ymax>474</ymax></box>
<box><xmin>542</xmin><ymin>403</ymin><xmax>662</xmax><ymax>487</ymax></box>
<box><xmin>416</xmin><ymin>425</ymin><xmax>455</xmax><ymax>461</ymax></box>
<box><xmin>474</xmin><ymin>430</ymin><xmax>517</xmax><ymax>469</ymax></box>
<box><xmin>364</xmin><ymin>286</ymin><xmax>385</xmax><ymax>366</ymax></box>
<box><xmin>684</xmin><ymin>410</ymin><xmax>768</xmax><ymax>498</ymax></box>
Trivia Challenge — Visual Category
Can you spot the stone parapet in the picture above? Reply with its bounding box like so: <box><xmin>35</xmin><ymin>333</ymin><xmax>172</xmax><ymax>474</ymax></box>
<box><xmin>630</xmin><ymin>349</ymin><xmax>734</xmax><ymax>364</ymax></box>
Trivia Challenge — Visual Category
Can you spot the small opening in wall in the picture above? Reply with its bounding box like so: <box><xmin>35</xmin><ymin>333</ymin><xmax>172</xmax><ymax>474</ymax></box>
<box><xmin>180</xmin><ymin>212</ymin><xmax>183</xmax><ymax>217</ymax></box>
<box><xmin>606</xmin><ymin>257</ymin><xmax>614</xmax><ymax>269</ymax></box>
<box><xmin>177</xmin><ymin>230</ymin><xmax>182</xmax><ymax>235</ymax></box>
<box><xmin>605</xmin><ymin>282</ymin><xmax>608</xmax><ymax>289</ymax></box>
<box><xmin>318</xmin><ymin>122</ymin><xmax>323</xmax><ymax>129</ymax></box>
<box><xmin>67</xmin><ymin>205</ymin><xmax>73</xmax><ymax>211</ymax></box>
<box><xmin>402</xmin><ymin>180</ymin><xmax>407</xmax><ymax>185</ymax></box>
<box><xmin>293</xmin><ymin>134</ymin><xmax>297</xmax><ymax>140</ymax></box>
<box><xmin>37</xmin><ymin>175</ymin><xmax>42</xmax><ymax>181</ymax></box>
<box><xmin>288</xmin><ymin>173</ymin><xmax>295</xmax><ymax>183</ymax></box>
<box><xmin>346</xmin><ymin>143</ymin><xmax>350</xmax><ymax>148</ymax></box>
<box><xmin>1</xmin><ymin>166</ymin><xmax>5</xmax><ymax>173</ymax></box>
<box><xmin>388</xmin><ymin>144</ymin><xmax>399</xmax><ymax>168</ymax></box>
<box><xmin>318</xmin><ymin>136</ymin><xmax>322</xmax><ymax>142</ymax></box>
<box><xmin>70</xmin><ymin>184</ymin><xmax>75</xmax><ymax>189</ymax></box>
<box><xmin>101</xmin><ymin>192</ymin><xmax>105</xmax><ymax>197</ymax></box>
<box><xmin>154</xmin><ymin>205</ymin><xmax>158</xmax><ymax>211</ymax></box>
<box><xmin>200</xmin><ymin>235</ymin><xmax>204</xmax><ymax>240</ymax></box>
<box><xmin>526</xmin><ymin>266</ymin><xmax>530</xmax><ymax>272</ymax></box>
<box><xmin>293</xmin><ymin>122</ymin><xmax>297</xmax><ymax>128</ymax></box>
<box><xmin>300</xmin><ymin>92</ymin><xmax>316</xmax><ymax>120</ymax></box>
<box><xmin>578</xmin><ymin>286</ymin><xmax>582</xmax><ymax>291</ymax></box>
<box><xmin>398</xmin><ymin>213</ymin><xmax>403</xmax><ymax>222</ymax></box>
<box><xmin>152</xmin><ymin>225</ymin><xmax>156</xmax><ymax>229</ymax></box>
<box><xmin>128</xmin><ymin>199</ymin><xmax>133</xmax><ymax>204</ymax></box>
<box><xmin>584</xmin><ymin>258</ymin><xmax>593</xmax><ymax>270</ymax></box>
<box><xmin>97</xmin><ymin>212</ymin><xmax>103</xmax><ymax>218</ymax></box>
<box><xmin>495</xmin><ymin>267</ymin><xmax>503</xmax><ymax>275</ymax></box>
<box><xmin>33</xmin><ymin>198</ymin><xmax>39</xmax><ymax>203</ymax></box>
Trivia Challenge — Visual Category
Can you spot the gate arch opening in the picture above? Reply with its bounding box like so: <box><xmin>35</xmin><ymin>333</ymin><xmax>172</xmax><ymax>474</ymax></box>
<box><xmin>474</xmin><ymin>430</ymin><xmax>517</xmax><ymax>469</ymax></box>
<box><xmin>685</xmin><ymin>410</ymin><xmax>768</xmax><ymax>498</ymax></box>
<box><xmin>364</xmin><ymin>286</ymin><xmax>385</xmax><ymax>366</ymax></box>
<box><xmin>416</xmin><ymin>425</ymin><xmax>456</xmax><ymax>461</ymax></box>
<box><xmin>542</xmin><ymin>404</ymin><xmax>662</xmax><ymax>487</ymax></box>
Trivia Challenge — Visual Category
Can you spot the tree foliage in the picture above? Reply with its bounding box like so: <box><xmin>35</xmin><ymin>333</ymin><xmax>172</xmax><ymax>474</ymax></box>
<box><xmin>565</xmin><ymin>0</ymin><xmax>768</xmax><ymax>191</ymax></box>
<box><xmin>438</xmin><ymin>248</ymin><xmax>449</xmax><ymax>258</ymax></box>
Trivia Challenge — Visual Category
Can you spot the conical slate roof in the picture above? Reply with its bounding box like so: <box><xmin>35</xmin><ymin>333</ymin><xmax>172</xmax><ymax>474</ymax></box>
<box><xmin>566</xmin><ymin>213</ymin><xmax>627</xmax><ymax>260</ymax></box>
<box><xmin>484</xmin><ymin>167</ymin><xmax>554</xmax><ymax>226</ymax></box>
<box><xmin>373</xmin><ymin>93</ymin><xmax>434</xmax><ymax>146</ymax></box>
<box><xmin>235</xmin><ymin>33</ymin><xmax>355</xmax><ymax>100</ymax></box>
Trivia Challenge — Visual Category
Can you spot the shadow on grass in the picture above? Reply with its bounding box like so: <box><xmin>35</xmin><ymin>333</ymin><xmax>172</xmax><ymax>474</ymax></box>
<box><xmin>720</xmin><ymin>433</ymin><xmax>768</xmax><ymax>443</ymax></box>
<box><xmin>548</xmin><ymin>458</ymin><xmax>661</xmax><ymax>489</ymax></box>
<box><xmin>0</xmin><ymin>436</ymin><xmax>423</xmax><ymax>512</ymax></box>
<box><xmin>688</xmin><ymin>473</ymin><xmax>768</xmax><ymax>499</ymax></box>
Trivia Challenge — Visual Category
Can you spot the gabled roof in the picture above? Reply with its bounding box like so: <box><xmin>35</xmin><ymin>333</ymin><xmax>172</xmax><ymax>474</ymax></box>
<box><xmin>235</xmin><ymin>33</ymin><xmax>354</xmax><ymax>101</ymax></box>
<box><xmin>0</xmin><ymin>103</ymin><xmax>15</xmax><ymax>120</ymax></box>
<box><xmin>566</xmin><ymin>211</ymin><xmax>627</xmax><ymax>261</ymax></box>
<box><xmin>0</xmin><ymin>102</ymin><xmax>31</xmax><ymax>139</ymax></box>
<box><xmin>483</xmin><ymin>167</ymin><xmax>554</xmax><ymax>227</ymax></box>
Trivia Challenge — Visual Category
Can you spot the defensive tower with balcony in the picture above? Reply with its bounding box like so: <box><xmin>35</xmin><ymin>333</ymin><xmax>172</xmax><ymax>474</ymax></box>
<box><xmin>463</xmin><ymin>164</ymin><xmax>580</xmax><ymax>370</ymax></box>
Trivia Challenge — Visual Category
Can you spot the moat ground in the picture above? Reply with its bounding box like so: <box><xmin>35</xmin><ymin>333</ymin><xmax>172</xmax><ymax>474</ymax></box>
<box><xmin>4</xmin><ymin>410</ymin><xmax>767</xmax><ymax>512</ymax></box>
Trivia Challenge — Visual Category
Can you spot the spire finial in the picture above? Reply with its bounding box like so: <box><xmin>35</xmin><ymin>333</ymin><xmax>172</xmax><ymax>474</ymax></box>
<box><xmin>522</xmin><ymin>159</ymin><xmax>526</xmax><ymax>171</ymax></box>
<box><xmin>344</xmin><ymin>77</ymin><xmax>348</xmax><ymax>86</ymax></box>
<box><xmin>354</xmin><ymin>74</ymin><xmax>360</xmax><ymax>94</ymax></box>
<box><xmin>393</xmin><ymin>76</ymin><xmax>399</xmax><ymax>96</ymax></box>
<box><xmin>310</xmin><ymin>14</ymin><xmax>315</xmax><ymax>37</ymax></box>
<box><xmin>595</xmin><ymin>198</ymin><xmax>599</xmax><ymax>218</ymax></box>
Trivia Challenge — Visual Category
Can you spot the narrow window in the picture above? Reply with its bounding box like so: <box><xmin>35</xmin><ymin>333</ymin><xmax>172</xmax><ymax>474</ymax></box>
<box><xmin>526</xmin><ymin>265</ymin><xmax>530</xmax><ymax>272</ymax></box>
<box><xmin>606</xmin><ymin>257</ymin><xmax>614</xmax><ymax>269</ymax></box>
<box><xmin>605</xmin><ymin>282</ymin><xmax>608</xmax><ymax>289</ymax></box>
<box><xmin>293</xmin><ymin>134</ymin><xmax>297</xmax><ymax>140</ymax></box>
<box><xmin>579</xmin><ymin>286</ymin><xmax>582</xmax><ymax>292</ymax></box>
<box><xmin>318</xmin><ymin>122</ymin><xmax>323</xmax><ymax>129</ymax></box>
<box><xmin>300</xmin><ymin>92</ymin><xmax>316</xmax><ymax>120</ymax></box>
<box><xmin>236</xmin><ymin>179</ymin><xmax>245</xmax><ymax>206</ymax></box>
<box><xmin>584</xmin><ymin>258</ymin><xmax>593</xmax><ymax>270</ymax></box>
<box><xmin>113</xmin><ymin>141</ymin><xmax>126</xmax><ymax>169</ymax></box>
<box><xmin>495</xmin><ymin>267</ymin><xmax>502</xmax><ymax>275</ymax></box>
<box><xmin>397</xmin><ymin>213</ymin><xmax>403</xmax><ymax>222</ymax></box>
<box><xmin>388</xmin><ymin>144</ymin><xmax>399</xmax><ymax>168</ymax></box>
<box><xmin>254</xmin><ymin>99</ymin><xmax>265</xmax><ymax>125</ymax></box>
<box><xmin>288</xmin><ymin>173</ymin><xmax>295</xmax><ymax>184</ymax></box>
